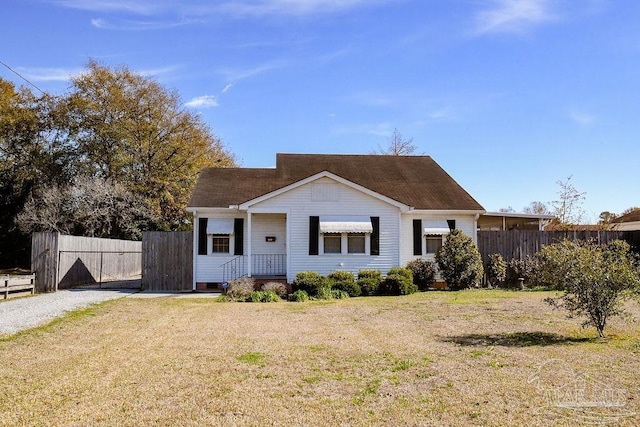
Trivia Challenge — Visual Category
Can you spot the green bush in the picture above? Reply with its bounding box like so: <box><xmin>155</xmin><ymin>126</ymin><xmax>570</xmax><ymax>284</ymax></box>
<box><xmin>357</xmin><ymin>278</ymin><xmax>380</xmax><ymax>296</ymax></box>
<box><xmin>405</xmin><ymin>259</ymin><xmax>436</xmax><ymax>291</ymax></box>
<box><xmin>288</xmin><ymin>289</ymin><xmax>309</xmax><ymax>302</ymax></box>
<box><xmin>541</xmin><ymin>239</ymin><xmax>640</xmax><ymax>337</ymax></box>
<box><xmin>227</xmin><ymin>277</ymin><xmax>255</xmax><ymax>300</ymax></box>
<box><xmin>315</xmin><ymin>286</ymin><xmax>331</xmax><ymax>300</ymax></box>
<box><xmin>357</xmin><ymin>270</ymin><xmax>382</xmax><ymax>296</ymax></box>
<box><xmin>435</xmin><ymin>229</ymin><xmax>484</xmax><ymax>290</ymax></box>
<box><xmin>250</xmin><ymin>290</ymin><xmax>280</xmax><ymax>302</ymax></box>
<box><xmin>486</xmin><ymin>254</ymin><xmax>507</xmax><ymax>288</ymax></box>
<box><xmin>331</xmin><ymin>289</ymin><xmax>350</xmax><ymax>299</ymax></box>
<box><xmin>328</xmin><ymin>271</ymin><xmax>361</xmax><ymax>297</ymax></box>
<box><xmin>507</xmin><ymin>256</ymin><xmax>541</xmax><ymax>288</ymax></box>
<box><xmin>292</xmin><ymin>271</ymin><xmax>329</xmax><ymax>296</ymax></box>
<box><xmin>379</xmin><ymin>267</ymin><xmax>417</xmax><ymax>295</ymax></box>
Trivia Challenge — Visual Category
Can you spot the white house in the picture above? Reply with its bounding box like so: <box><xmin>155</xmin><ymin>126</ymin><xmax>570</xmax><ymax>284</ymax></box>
<box><xmin>186</xmin><ymin>153</ymin><xmax>485</xmax><ymax>290</ymax></box>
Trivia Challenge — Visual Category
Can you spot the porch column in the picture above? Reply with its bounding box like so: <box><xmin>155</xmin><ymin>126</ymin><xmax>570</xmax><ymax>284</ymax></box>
<box><xmin>247</xmin><ymin>211</ymin><xmax>252</xmax><ymax>277</ymax></box>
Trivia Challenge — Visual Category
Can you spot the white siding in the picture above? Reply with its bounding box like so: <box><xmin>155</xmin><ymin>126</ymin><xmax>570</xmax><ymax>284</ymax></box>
<box><xmin>399</xmin><ymin>213</ymin><xmax>477</xmax><ymax>267</ymax></box>
<box><xmin>251</xmin><ymin>177</ymin><xmax>400</xmax><ymax>281</ymax></box>
<box><xmin>195</xmin><ymin>211</ymin><xmax>247</xmax><ymax>283</ymax></box>
<box><xmin>251</xmin><ymin>214</ymin><xmax>286</xmax><ymax>255</ymax></box>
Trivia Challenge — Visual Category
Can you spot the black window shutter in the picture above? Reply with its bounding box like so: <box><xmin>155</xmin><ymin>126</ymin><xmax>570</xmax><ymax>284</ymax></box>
<box><xmin>413</xmin><ymin>219</ymin><xmax>422</xmax><ymax>256</ymax></box>
<box><xmin>370</xmin><ymin>216</ymin><xmax>380</xmax><ymax>255</ymax></box>
<box><xmin>309</xmin><ymin>216</ymin><xmax>319</xmax><ymax>255</ymax></box>
<box><xmin>198</xmin><ymin>218</ymin><xmax>208</xmax><ymax>255</ymax></box>
<box><xmin>447</xmin><ymin>219</ymin><xmax>456</xmax><ymax>231</ymax></box>
<box><xmin>234</xmin><ymin>218</ymin><xmax>244</xmax><ymax>255</ymax></box>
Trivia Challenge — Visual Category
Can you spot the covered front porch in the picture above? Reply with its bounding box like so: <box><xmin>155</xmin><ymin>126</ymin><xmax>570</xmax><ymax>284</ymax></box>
<box><xmin>220</xmin><ymin>211</ymin><xmax>289</xmax><ymax>283</ymax></box>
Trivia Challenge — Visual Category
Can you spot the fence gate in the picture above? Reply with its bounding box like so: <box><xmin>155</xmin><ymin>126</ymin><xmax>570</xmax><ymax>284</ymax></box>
<box><xmin>31</xmin><ymin>232</ymin><xmax>143</xmax><ymax>292</ymax></box>
<box><xmin>57</xmin><ymin>250</ymin><xmax>142</xmax><ymax>289</ymax></box>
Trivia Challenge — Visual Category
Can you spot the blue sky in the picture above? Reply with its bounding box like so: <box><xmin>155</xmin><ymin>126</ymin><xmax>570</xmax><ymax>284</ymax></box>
<box><xmin>2</xmin><ymin>0</ymin><xmax>639</xmax><ymax>221</ymax></box>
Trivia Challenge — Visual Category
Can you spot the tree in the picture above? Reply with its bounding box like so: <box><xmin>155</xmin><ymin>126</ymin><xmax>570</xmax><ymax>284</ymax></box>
<box><xmin>17</xmin><ymin>178</ymin><xmax>157</xmax><ymax>240</ymax></box>
<box><xmin>523</xmin><ymin>201</ymin><xmax>551</xmax><ymax>215</ymax></box>
<box><xmin>541</xmin><ymin>239</ymin><xmax>640</xmax><ymax>338</ymax></box>
<box><xmin>435</xmin><ymin>229</ymin><xmax>484</xmax><ymax>290</ymax></box>
<box><xmin>498</xmin><ymin>206</ymin><xmax>515</xmax><ymax>213</ymax></box>
<box><xmin>375</xmin><ymin>128</ymin><xmax>417</xmax><ymax>155</ymax></box>
<box><xmin>62</xmin><ymin>60</ymin><xmax>236</xmax><ymax>230</ymax></box>
<box><xmin>0</xmin><ymin>79</ymin><xmax>74</xmax><ymax>267</ymax></box>
<box><xmin>598</xmin><ymin>211</ymin><xmax>618</xmax><ymax>229</ymax></box>
<box><xmin>550</xmin><ymin>176</ymin><xmax>586</xmax><ymax>228</ymax></box>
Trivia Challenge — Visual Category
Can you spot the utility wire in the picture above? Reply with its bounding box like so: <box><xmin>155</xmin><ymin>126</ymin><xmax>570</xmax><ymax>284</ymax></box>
<box><xmin>0</xmin><ymin>60</ymin><xmax>46</xmax><ymax>95</ymax></box>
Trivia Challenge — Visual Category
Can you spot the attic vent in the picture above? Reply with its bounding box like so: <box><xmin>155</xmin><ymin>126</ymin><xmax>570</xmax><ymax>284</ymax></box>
<box><xmin>311</xmin><ymin>183</ymin><xmax>339</xmax><ymax>202</ymax></box>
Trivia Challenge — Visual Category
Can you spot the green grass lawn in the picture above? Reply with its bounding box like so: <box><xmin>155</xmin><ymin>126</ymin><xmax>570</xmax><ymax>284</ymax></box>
<box><xmin>1</xmin><ymin>290</ymin><xmax>638</xmax><ymax>426</ymax></box>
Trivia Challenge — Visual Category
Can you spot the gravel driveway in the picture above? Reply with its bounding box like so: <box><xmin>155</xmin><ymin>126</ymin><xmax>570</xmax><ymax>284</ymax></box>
<box><xmin>0</xmin><ymin>288</ymin><xmax>137</xmax><ymax>336</ymax></box>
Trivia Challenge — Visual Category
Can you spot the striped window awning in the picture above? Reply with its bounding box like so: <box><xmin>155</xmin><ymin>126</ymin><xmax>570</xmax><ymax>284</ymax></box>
<box><xmin>423</xmin><ymin>227</ymin><xmax>451</xmax><ymax>236</ymax></box>
<box><xmin>319</xmin><ymin>216</ymin><xmax>373</xmax><ymax>233</ymax></box>
<box><xmin>206</xmin><ymin>218</ymin><xmax>235</xmax><ymax>234</ymax></box>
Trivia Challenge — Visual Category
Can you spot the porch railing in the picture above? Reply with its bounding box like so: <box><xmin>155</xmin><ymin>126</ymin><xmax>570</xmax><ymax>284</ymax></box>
<box><xmin>220</xmin><ymin>256</ymin><xmax>247</xmax><ymax>283</ymax></box>
<box><xmin>252</xmin><ymin>254</ymin><xmax>287</xmax><ymax>277</ymax></box>
<box><xmin>220</xmin><ymin>254</ymin><xmax>287</xmax><ymax>282</ymax></box>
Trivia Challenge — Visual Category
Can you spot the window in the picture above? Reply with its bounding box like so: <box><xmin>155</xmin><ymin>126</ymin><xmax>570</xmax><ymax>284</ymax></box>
<box><xmin>212</xmin><ymin>235</ymin><xmax>230</xmax><ymax>253</ymax></box>
<box><xmin>347</xmin><ymin>233</ymin><xmax>365</xmax><ymax>254</ymax></box>
<box><xmin>426</xmin><ymin>236</ymin><xmax>442</xmax><ymax>254</ymax></box>
<box><xmin>323</xmin><ymin>234</ymin><xmax>342</xmax><ymax>254</ymax></box>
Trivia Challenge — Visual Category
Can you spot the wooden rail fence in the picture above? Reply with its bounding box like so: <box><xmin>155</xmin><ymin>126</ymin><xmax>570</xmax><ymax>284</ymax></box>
<box><xmin>2</xmin><ymin>274</ymin><xmax>35</xmax><ymax>299</ymax></box>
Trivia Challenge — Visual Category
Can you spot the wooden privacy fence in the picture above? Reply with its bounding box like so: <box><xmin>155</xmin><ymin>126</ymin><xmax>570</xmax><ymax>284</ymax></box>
<box><xmin>141</xmin><ymin>232</ymin><xmax>192</xmax><ymax>292</ymax></box>
<box><xmin>477</xmin><ymin>230</ymin><xmax>640</xmax><ymax>266</ymax></box>
<box><xmin>31</xmin><ymin>233</ymin><xmax>142</xmax><ymax>292</ymax></box>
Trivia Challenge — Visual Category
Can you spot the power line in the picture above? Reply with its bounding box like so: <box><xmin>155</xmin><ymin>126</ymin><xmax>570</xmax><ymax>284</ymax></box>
<box><xmin>0</xmin><ymin>60</ymin><xmax>46</xmax><ymax>95</ymax></box>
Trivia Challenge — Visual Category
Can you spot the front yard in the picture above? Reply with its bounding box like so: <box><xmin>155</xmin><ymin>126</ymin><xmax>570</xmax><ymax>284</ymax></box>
<box><xmin>1</xmin><ymin>290</ymin><xmax>638</xmax><ymax>426</ymax></box>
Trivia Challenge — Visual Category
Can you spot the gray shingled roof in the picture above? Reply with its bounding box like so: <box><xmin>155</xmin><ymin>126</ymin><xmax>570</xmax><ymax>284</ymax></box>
<box><xmin>188</xmin><ymin>153</ymin><xmax>484</xmax><ymax>211</ymax></box>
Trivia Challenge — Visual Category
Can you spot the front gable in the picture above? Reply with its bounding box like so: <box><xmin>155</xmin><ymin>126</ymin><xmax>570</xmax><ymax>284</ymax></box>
<box><xmin>237</xmin><ymin>171</ymin><xmax>411</xmax><ymax>212</ymax></box>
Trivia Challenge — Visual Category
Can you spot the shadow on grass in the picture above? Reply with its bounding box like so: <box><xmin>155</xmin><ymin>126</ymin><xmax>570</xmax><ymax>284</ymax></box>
<box><xmin>441</xmin><ymin>331</ymin><xmax>597</xmax><ymax>347</ymax></box>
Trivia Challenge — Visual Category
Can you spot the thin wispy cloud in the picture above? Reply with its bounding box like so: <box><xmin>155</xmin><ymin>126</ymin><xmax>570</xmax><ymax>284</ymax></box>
<box><xmin>185</xmin><ymin>95</ymin><xmax>219</xmax><ymax>108</ymax></box>
<box><xmin>52</xmin><ymin>0</ymin><xmax>396</xmax><ymax>18</ymax></box>
<box><xmin>222</xmin><ymin>83</ymin><xmax>234</xmax><ymax>93</ymax></box>
<box><xmin>50</xmin><ymin>0</ymin><xmax>162</xmax><ymax>15</ymax></box>
<box><xmin>17</xmin><ymin>67</ymin><xmax>83</xmax><ymax>81</ymax></box>
<box><xmin>569</xmin><ymin>110</ymin><xmax>595</xmax><ymax>126</ymax></box>
<box><xmin>138</xmin><ymin>65</ymin><xmax>181</xmax><ymax>78</ymax></box>
<box><xmin>91</xmin><ymin>18</ymin><xmax>197</xmax><ymax>31</ymax></box>
<box><xmin>474</xmin><ymin>0</ymin><xmax>556</xmax><ymax>35</ymax></box>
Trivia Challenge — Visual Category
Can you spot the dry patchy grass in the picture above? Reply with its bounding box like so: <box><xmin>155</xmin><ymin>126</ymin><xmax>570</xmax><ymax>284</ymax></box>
<box><xmin>1</xmin><ymin>290</ymin><xmax>639</xmax><ymax>426</ymax></box>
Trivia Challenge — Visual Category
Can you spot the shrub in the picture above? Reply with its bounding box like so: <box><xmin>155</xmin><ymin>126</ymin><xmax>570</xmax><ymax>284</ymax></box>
<box><xmin>486</xmin><ymin>254</ymin><xmax>507</xmax><ymax>288</ymax></box>
<box><xmin>331</xmin><ymin>289</ymin><xmax>350</xmax><ymax>299</ymax></box>
<box><xmin>292</xmin><ymin>271</ymin><xmax>330</xmax><ymax>296</ymax></box>
<box><xmin>314</xmin><ymin>284</ymin><xmax>333</xmax><ymax>299</ymax></box>
<box><xmin>250</xmin><ymin>291</ymin><xmax>265</xmax><ymax>302</ymax></box>
<box><xmin>357</xmin><ymin>270</ymin><xmax>382</xmax><ymax>296</ymax></box>
<box><xmin>357</xmin><ymin>278</ymin><xmax>381</xmax><ymax>296</ymax></box>
<box><xmin>261</xmin><ymin>282</ymin><xmax>287</xmax><ymax>297</ymax></box>
<box><xmin>541</xmin><ymin>239</ymin><xmax>640</xmax><ymax>337</ymax></box>
<box><xmin>405</xmin><ymin>259</ymin><xmax>436</xmax><ymax>291</ymax></box>
<box><xmin>250</xmin><ymin>290</ymin><xmax>280</xmax><ymax>302</ymax></box>
<box><xmin>379</xmin><ymin>267</ymin><xmax>417</xmax><ymax>295</ymax></box>
<box><xmin>328</xmin><ymin>271</ymin><xmax>361</xmax><ymax>297</ymax></box>
<box><xmin>435</xmin><ymin>229</ymin><xmax>483</xmax><ymax>290</ymax></box>
<box><xmin>507</xmin><ymin>256</ymin><xmax>541</xmax><ymax>288</ymax></box>
<box><xmin>288</xmin><ymin>289</ymin><xmax>309</xmax><ymax>302</ymax></box>
<box><xmin>227</xmin><ymin>277</ymin><xmax>255</xmax><ymax>300</ymax></box>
